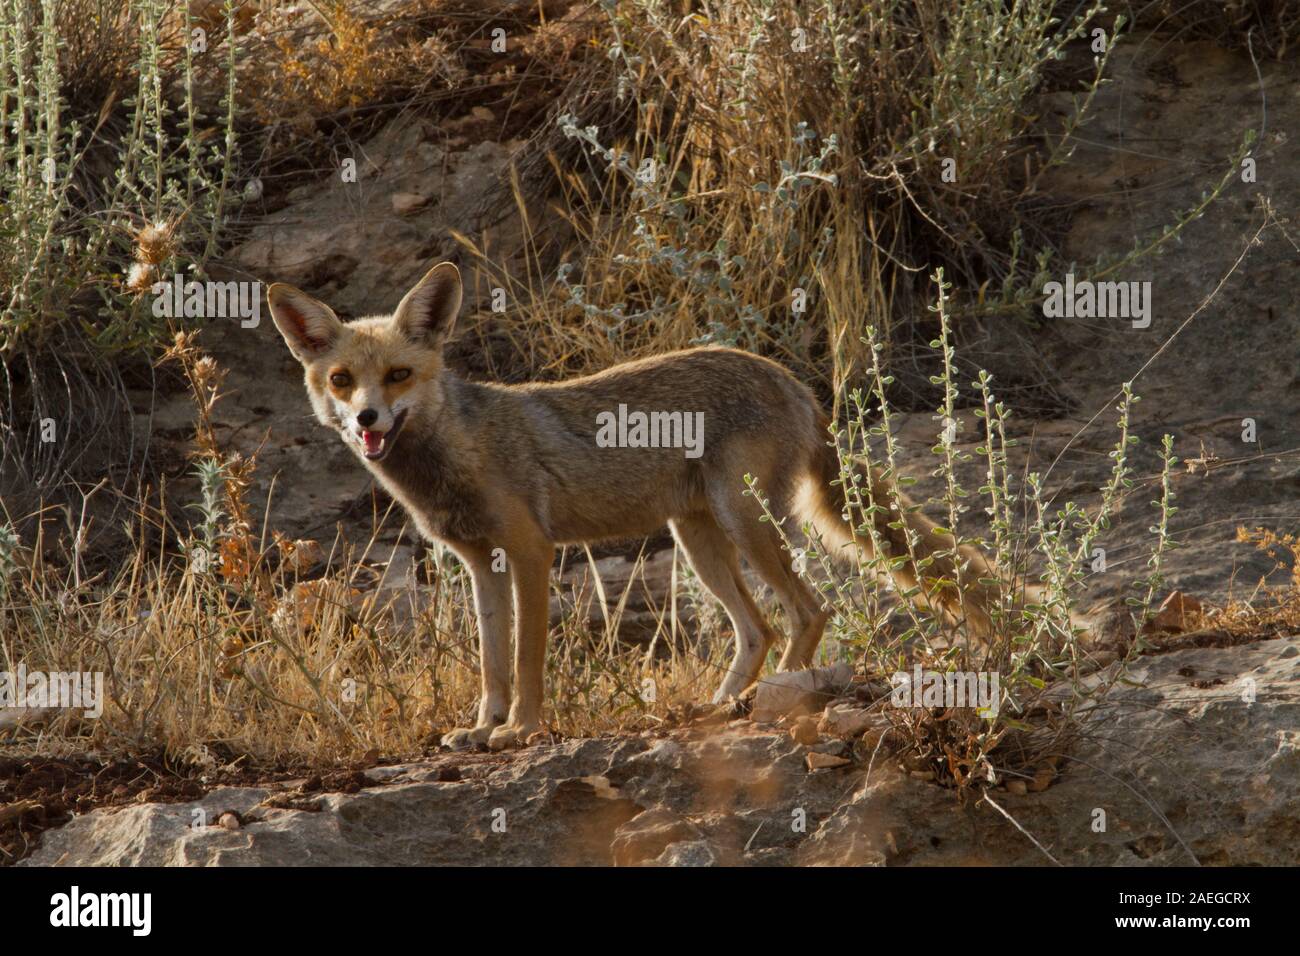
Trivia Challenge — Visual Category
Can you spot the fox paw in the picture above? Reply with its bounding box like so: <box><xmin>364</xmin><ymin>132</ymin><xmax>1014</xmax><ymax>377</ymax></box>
<box><xmin>487</xmin><ymin>722</ymin><xmax>542</xmax><ymax>751</ymax></box>
<box><xmin>441</xmin><ymin>725</ymin><xmax>496</xmax><ymax>750</ymax></box>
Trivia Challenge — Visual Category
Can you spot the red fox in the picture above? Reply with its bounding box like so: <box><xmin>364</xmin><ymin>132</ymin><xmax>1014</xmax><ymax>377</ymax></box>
<box><xmin>268</xmin><ymin>262</ymin><xmax>1002</xmax><ymax>749</ymax></box>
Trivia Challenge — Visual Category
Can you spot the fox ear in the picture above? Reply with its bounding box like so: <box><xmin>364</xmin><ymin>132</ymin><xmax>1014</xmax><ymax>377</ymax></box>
<box><xmin>267</xmin><ymin>284</ymin><xmax>343</xmax><ymax>362</ymax></box>
<box><xmin>392</xmin><ymin>262</ymin><xmax>461</xmax><ymax>348</ymax></box>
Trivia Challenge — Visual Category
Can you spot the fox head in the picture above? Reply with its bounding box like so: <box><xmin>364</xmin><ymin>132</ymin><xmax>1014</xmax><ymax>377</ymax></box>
<box><xmin>267</xmin><ymin>262</ymin><xmax>462</xmax><ymax>463</ymax></box>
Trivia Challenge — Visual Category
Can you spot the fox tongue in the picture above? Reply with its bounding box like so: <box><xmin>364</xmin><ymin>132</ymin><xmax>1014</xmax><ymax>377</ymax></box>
<box><xmin>362</xmin><ymin>430</ymin><xmax>384</xmax><ymax>455</ymax></box>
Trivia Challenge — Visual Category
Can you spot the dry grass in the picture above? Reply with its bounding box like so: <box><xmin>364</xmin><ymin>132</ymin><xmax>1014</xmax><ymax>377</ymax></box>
<box><xmin>460</xmin><ymin>0</ymin><xmax>1119</xmax><ymax>407</ymax></box>
<box><xmin>243</xmin><ymin>1</ymin><xmax>467</xmax><ymax>135</ymax></box>
<box><xmin>237</xmin><ymin>0</ymin><xmax>597</xmax><ymax>153</ymax></box>
<box><xmin>1201</xmin><ymin>527</ymin><xmax>1300</xmax><ymax>638</ymax></box>
<box><xmin>0</xmin><ymin>330</ymin><xmax>730</xmax><ymax>765</ymax></box>
<box><xmin>3</xmin><ymin>306</ymin><xmax>1295</xmax><ymax>784</ymax></box>
<box><xmin>0</xmin><ymin>526</ymin><xmax>728</xmax><ymax>765</ymax></box>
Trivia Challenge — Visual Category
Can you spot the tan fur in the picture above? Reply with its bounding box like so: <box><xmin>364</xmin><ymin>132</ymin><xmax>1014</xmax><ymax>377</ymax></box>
<box><xmin>268</xmin><ymin>263</ymin><xmax>1007</xmax><ymax>750</ymax></box>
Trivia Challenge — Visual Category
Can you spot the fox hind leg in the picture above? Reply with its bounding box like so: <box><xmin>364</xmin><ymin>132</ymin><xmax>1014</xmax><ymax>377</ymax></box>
<box><xmin>704</xmin><ymin>465</ymin><xmax>830</xmax><ymax>674</ymax></box>
<box><xmin>714</xmin><ymin>501</ymin><xmax>828</xmax><ymax>672</ymax></box>
<box><xmin>669</xmin><ymin>513</ymin><xmax>778</xmax><ymax>702</ymax></box>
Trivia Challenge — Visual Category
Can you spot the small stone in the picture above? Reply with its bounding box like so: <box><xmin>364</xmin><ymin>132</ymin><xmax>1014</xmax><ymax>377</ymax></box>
<box><xmin>1005</xmin><ymin>779</ymin><xmax>1028</xmax><ymax>795</ymax></box>
<box><xmin>818</xmin><ymin>703</ymin><xmax>881</xmax><ymax>738</ymax></box>
<box><xmin>812</xmin><ymin>739</ymin><xmax>849</xmax><ymax>757</ymax></box>
<box><xmin>217</xmin><ymin>812</ymin><xmax>242</xmax><ymax>831</ymax></box>
<box><xmin>612</xmin><ymin>809</ymin><xmax>703</xmax><ymax>866</ymax></box>
<box><xmin>391</xmin><ymin>191</ymin><xmax>428</xmax><ymax>215</ymax></box>
<box><xmin>790</xmin><ymin>715</ymin><xmax>820</xmax><ymax>745</ymax></box>
<box><xmin>753</xmin><ymin>664</ymin><xmax>855</xmax><ymax>722</ymax></box>
<box><xmin>1027</xmin><ymin>767</ymin><xmax>1056</xmax><ymax>793</ymax></box>
<box><xmin>279</xmin><ymin>538</ymin><xmax>323</xmax><ymax>574</ymax></box>
<box><xmin>651</xmin><ymin>840</ymin><xmax>719</xmax><ymax>867</ymax></box>
<box><xmin>806</xmin><ymin>752</ymin><xmax>852</xmax><ymax>771</ymax></box>
<box><xmin>1147</xmin><ymin>590</ymin><xmax>1203</xmax><ymax>633</ymax></box>
<box><xmin>577</xmin><ymin>775</ymin><xmax>621</xmax><ymax>800</ymax></box>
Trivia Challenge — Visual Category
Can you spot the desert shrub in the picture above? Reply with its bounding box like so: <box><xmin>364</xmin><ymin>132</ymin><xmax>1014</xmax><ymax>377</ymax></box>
<box><xmin>0</xmin><ymin>0</ymin><xmax>238</xmax><ymax>353</ymax></box>
<box><xmin>0</xmin><ymin>0</ymin><xmax>239</xmax><ymax>503</ymax></box>
<box><xmin>240</xmin><ymin>0</ymin><xmax>467</xmax><ymax>138</ymax></box>
<box><xmin>466</xmin><ymin>0</ymin><xmax>1122</xmax><ymax>406</ymax></box>
<box><xmin>748</xmin><ymin>270</ymin><xmax>1178</xmax><ymax>793</ymax></box>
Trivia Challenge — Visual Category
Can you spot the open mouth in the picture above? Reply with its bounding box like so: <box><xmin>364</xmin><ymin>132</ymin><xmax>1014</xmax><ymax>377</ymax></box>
<box><xmin>359</xmin><ymin>409</ymin><xmax>408</xmax><ymax>461</ymax></box>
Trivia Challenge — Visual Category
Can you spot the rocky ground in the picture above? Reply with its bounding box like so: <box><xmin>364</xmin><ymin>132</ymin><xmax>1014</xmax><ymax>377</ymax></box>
<box><xmin>8</xmin><ymin>31</ymin><xmax>1299</xmax><ymax>866</ymax></box>
<box><xmin>19</xmin><ymin>639</ymin><xmax>1299</xmax><ymax>866</ymax></box>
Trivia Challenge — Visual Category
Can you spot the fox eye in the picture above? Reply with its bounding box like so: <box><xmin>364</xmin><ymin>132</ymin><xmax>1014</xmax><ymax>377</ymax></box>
<box><xmin>329</xmin><ymin>371</ymin><xmax>352</xmax><ymax>388</ymax></box>
<box><xmin>386</xmin><ymin>368</ymin><xmax>411</xmax><ymax>383</ymax></box>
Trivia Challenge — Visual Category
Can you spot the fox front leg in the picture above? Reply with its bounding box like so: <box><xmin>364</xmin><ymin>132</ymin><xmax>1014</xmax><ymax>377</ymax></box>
<box><xmin>487</xmin><ymin>542</ymin><xmax>554</xmax><ymax>750</ymax></box>
<box><xmin>441</xmin><ymin>546</ymin><xmax>512</xmax><ymax>750</ymax></box>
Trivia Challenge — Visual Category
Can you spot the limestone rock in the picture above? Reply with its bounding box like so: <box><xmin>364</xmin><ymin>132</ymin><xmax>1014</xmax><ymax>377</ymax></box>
<box><xmin>752</xmin><ymin>664</ymin><xmax>854</xmax><ymax>722</ymax></box>
<box><xmin>611</xmin><ymin>808</ymin><xmax>702</xmax><ymax>866</ymax></box>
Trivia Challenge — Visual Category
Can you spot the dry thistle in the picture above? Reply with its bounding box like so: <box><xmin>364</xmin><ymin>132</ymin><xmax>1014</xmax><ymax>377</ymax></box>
<box><xmin>193</xmin><ymin>356</ymin><xmax>219</xmax><ymax>385</ymax></box>
<box><xmin>134</xmin><ymin>220</ymin><xmax>178</xmax><ymax>266</ymax></box>
<box><xmin>125</xmin><ymin>261</ymin><xmax>156</xmax><ymax>296</ymax></box>
<box><xmin>1237</xmin><ymin>526</ymin><xmax>1300</xmax><ymax>591</ymax></box>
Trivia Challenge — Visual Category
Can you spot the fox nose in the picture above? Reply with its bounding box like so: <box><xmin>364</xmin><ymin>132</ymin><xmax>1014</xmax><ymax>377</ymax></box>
<box><xmin>356</xmin><ymin>408</ymin><xmax>379</xmax><ymax>428</ymax></box>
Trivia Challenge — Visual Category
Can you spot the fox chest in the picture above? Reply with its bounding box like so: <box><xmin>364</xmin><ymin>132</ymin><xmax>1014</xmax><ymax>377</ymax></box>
<box><xmin>369</xmin><ymin>448</ymin><xmax>493</xmax><ymax>546</ymax></box>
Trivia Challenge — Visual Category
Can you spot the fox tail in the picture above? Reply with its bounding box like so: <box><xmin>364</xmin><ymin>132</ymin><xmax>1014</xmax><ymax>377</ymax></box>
<box><xmin>796</xmin><ymin>432</ymin><xmax>1015</xmax><ymax>639</ymax></box>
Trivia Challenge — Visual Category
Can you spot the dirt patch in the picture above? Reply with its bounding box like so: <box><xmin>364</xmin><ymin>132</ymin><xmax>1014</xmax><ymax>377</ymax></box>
<box><xmin>0</xmin><ymin>749</ymin><xmax>409</xmax><ymax>866</ymax></box>
<box><xmin>1</xmin><ymin>752</ymin><xmax>204</xmax><ymax>866</ymax></box>
<box><xmin>1142</xmin><ymin>625</ymin><xmax>1291</xmax><ymax>653</ymax></box>
<box><xmin>0</xmin><ymin>736</ymin><xmax>575</xmax><ymax>866</ymax></box>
